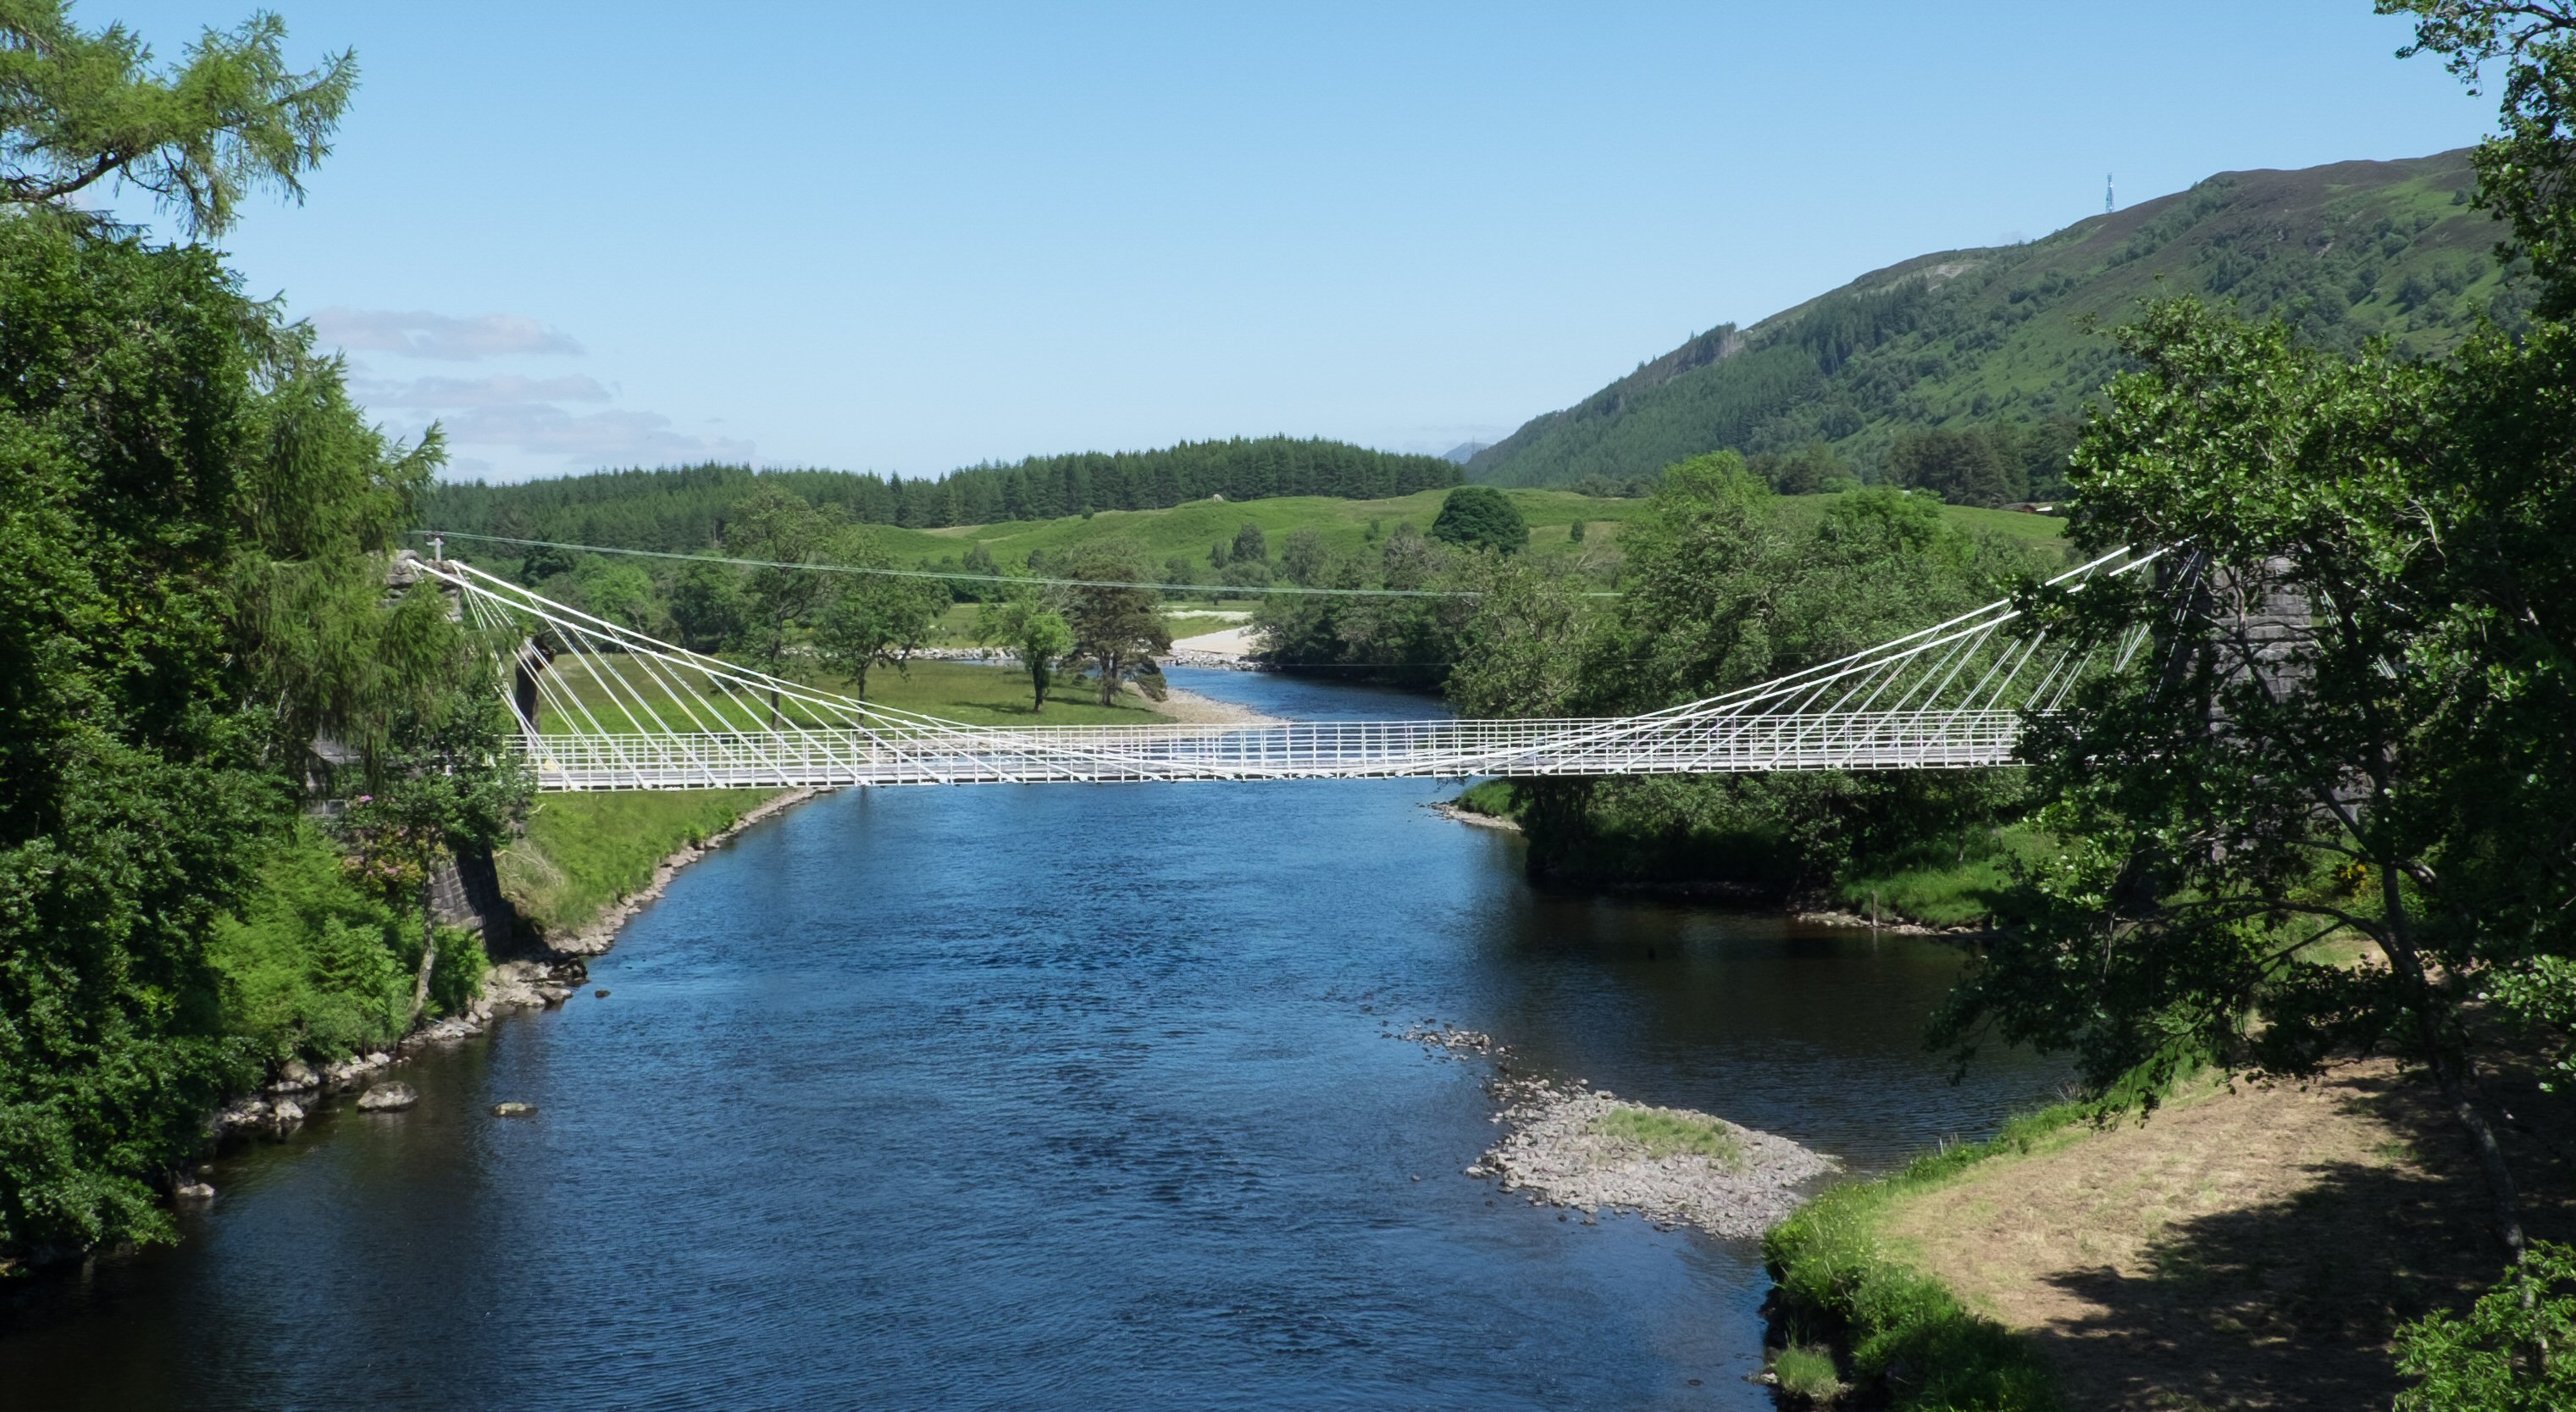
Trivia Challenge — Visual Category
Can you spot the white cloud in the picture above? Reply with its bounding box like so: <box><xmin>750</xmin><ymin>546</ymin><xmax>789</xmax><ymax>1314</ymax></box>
<box><xmin>309</xmin><ymin>307</ymin><xmax>584</xmax><ymax>361</ymax></box>
<box><xmin>354</xmin><ymin>373</ymin><xmax>613</xmax><ymax>408</ymax></box>
<box><xmin>442</xmin><ymin>402</ymin><xmax>752</xmax><ymax>464</ymax></box>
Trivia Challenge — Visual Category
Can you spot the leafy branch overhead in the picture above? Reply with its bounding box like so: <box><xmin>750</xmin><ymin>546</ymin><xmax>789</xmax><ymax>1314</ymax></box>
<box><xmin>0</xmin><ymin>1</ymin><xmax>354</xmax><ymax>236</ymax></box>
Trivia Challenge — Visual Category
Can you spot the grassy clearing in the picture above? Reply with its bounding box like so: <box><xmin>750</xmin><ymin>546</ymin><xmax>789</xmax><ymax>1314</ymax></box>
<box><xmin>1451</xmin><ymin>780</ymin><xmax>1520</xmax><ymax>818</ymax></box>
<box><xmin>1775</xmin><ymin>1059</ymin><xmax>2576</xmax><ymax>1409</ymax></box>
<box><xmin>1867</xmin><ymin>1062</ymin><xmax>2573</xmax><ymax>1409</ymax></box>
<box><xmin>497</xmin><ymin>789</ymin><xmax>779</xmax><ymax>937</ymax></box>
<box><xmin>879</xmin><ymin>487</ymin><xmax>2060</xmax><ymax>575</ymax></box>
<box><xmin>1592</xmin><ymin>1106</ymin><xmax>1747</xmax><ymax>1170</ymax></box>
<box><xmin>532</xmin><ymin>655</ymin><xmax>1182</xmax><ymax>730</ymax></box>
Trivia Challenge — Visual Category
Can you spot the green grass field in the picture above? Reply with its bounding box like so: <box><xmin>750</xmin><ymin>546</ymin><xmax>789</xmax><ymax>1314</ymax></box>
<box><xmin>864</xmin><ymin>486</ymin><xmax>2063</xmax><ymax>573</ymax></box>
<box><xmin>527</xmin><ymin>653</ymin><xmax>1173</xmax><ymax>733</ymax></box>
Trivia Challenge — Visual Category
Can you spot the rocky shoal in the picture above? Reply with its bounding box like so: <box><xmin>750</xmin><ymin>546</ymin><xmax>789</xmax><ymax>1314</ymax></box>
<box><xmin>1393</xmin><ymin>1022</ymin><xmax>1838</xmax><ymax>1240</ymax></box>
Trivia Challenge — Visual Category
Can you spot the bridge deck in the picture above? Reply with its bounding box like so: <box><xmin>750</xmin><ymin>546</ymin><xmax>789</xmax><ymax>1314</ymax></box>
<box><xmin>520</xmin><ymin>711</ymin><xmax>2029</xmax><ymax>789</ymax></box>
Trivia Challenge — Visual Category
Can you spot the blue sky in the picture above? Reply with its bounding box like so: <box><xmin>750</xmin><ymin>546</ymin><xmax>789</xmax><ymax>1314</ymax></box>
<box><xmin>100</xmin><ymin>2</ymin><xmax>2496</xmax><ymax>483</ymax></box>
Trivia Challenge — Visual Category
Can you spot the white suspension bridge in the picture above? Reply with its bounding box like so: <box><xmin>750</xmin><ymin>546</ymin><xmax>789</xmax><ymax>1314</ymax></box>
<box><xmin>418</xmin><ymin>547</ymin><xmax>2161</xmax><ymax>792</ymax></box>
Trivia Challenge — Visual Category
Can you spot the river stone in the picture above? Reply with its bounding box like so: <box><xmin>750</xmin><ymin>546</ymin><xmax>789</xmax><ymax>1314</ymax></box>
<box><xmin>270</xmin><ymin>1099</ymin><xmax>305</xmax><ymax>1128</ymax></box>
<box><xmin>269</xmin><ymin>1058</ymin><xmax>318</xmax><ymax>1093</ymax></box>
<box><xmin>174</xmin><ymin>1180</ymin><xmax>215</xmax><ymax>1200</ymax></box>
<box><xmin>355</xmin><ymin>1082</ymin><xmax>418</xmax><ymax>1112</ymax></box>
<box><xmin>491</xmin><ymin>1102</ymin><xmax>536</xmax><ymax>1117</ymax></box>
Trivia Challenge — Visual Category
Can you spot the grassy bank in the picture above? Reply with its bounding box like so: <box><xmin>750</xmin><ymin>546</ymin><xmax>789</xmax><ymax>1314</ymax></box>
<box><xmin>1764</xmin><ymin>1105</ymin><xmax>2083</xmax><ymax>1411</ymax></box>
<box><xmin>497</xmin><ymin>789</ymin><xmax>783</xmax><ymax>938</ymax></box>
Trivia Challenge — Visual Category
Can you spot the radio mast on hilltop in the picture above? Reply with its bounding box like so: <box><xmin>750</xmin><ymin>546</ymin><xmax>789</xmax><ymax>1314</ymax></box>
<box><xmin>2106</xmin><ymin>174</ymin><xmax>2115</xmax><ymax>213</ymax></box>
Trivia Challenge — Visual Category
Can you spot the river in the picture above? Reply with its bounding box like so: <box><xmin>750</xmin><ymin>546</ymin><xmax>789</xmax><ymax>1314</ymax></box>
<box><xmin>0</xmin><ymin>668</ymin><xmax>2058</xmax><ymax>1410</ymax></box>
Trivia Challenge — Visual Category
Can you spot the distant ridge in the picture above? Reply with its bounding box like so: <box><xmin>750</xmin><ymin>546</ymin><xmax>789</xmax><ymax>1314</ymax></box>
<box><xmin>1469</xmin><ymin>150</ymin><xmax>2524</xmax><ymax>490</ymax></box>
<box><xmin>1441</xmin><ymin>440</ymin><xmax>1491</xmax><ymax>463</ymax></box>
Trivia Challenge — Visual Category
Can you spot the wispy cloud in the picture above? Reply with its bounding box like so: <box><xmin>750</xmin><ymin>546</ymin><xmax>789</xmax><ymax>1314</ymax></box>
<box><xmin>440</xmin><ymin>402</ymin><xmax>753</xmax><ymax>464</ymax></box>
<box><xmin>310</xmin><ymin>307</ymin><xmax>584</xmax><ymax>361</ymax></box>
<box><xmin>354</xmin><ymin>373</ymin><xmax>613</xmax><ymax>408</ymax></box>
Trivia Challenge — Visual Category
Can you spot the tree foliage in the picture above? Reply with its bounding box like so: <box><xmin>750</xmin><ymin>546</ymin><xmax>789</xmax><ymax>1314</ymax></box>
<box><xmin>1428</xmin><ymin>485</ymin><xmax>1528</xmax><ymax>554</ymax></box>
<box><xmin>1050</xmin><ymin>546</ymin><xmax>1169</xmax><ymax>706</ymax></box>
<box><xmin>0</xmin><ymin>1</ymin><xmax>355</xmax><ymax>237</ymax></box>
<box><xmin>0</xmin><ymin>203</ymin><xmax>483</xmax><ymax>1254</ymax></box>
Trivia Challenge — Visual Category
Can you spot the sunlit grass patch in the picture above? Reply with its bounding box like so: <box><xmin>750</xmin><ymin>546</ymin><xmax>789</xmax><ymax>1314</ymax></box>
<box><xmin>1770</xmin><ymin>1343</ymin><xmax>1845</xmax><ymax>1403</ymax></box>
<box><xmin>1592</xmin><ymin>1105</ymin><xmax>1746</xmax><ymax>1170</ymax></box>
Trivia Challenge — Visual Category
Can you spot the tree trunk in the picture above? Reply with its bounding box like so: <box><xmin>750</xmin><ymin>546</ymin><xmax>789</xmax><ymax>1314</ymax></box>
<box><xmin>1098</xmin><ymin>652</ymin><xmax>1118</xmax><ymax>706</ymax></box>
<box><xmin>1031</xmin><ymin>662</ymin><xmax>1049</xmax><ymax>711</ymax></box>
<box><xmin>2381</xmin><ymin>869</ymin><xmax>2527</xmax><ymax>1260</ymax></box>
<box><xmin>409</xmin><ymin>890</ymin><xmax>437</xmax><ymax>1027</ymax></box>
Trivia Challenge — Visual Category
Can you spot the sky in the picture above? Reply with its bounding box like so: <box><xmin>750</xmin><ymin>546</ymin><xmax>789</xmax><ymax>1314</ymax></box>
<box><xmin>95</xmin><ymin>2</ymin><xmax>2501</xmax><ymax>484</ymax></box>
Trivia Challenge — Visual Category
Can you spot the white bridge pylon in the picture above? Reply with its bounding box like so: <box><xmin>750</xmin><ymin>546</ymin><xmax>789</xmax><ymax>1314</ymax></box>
<box><xmin>421</xmin><ymin>548</ymin><xmax>2158</xmax><ymax>792</ymax></box>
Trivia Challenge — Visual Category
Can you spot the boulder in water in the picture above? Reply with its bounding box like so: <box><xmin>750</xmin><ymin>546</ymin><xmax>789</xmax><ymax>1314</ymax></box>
<box><xmin>490</xmin><ymin>1102</ymin><xmax>536</xmax><ymax>1117</ymax></box>
<box><xmin>356</xmin><ymin>1082</ymin><xmax>418</xmax><ymax>1112</ymax></box>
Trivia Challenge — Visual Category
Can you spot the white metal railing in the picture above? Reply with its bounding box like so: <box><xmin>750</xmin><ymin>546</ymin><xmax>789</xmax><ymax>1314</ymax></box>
<box><xmin>512</xmin><ymin>712</ymin><xmax>2032</xmax><ymax>789</ymax></box>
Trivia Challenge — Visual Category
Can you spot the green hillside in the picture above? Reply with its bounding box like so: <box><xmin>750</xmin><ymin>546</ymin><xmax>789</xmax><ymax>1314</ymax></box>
<box><xmin>1469</xmin><ymin>149</ymin><xmax>2525</xmax><ymax>493</ymax></box>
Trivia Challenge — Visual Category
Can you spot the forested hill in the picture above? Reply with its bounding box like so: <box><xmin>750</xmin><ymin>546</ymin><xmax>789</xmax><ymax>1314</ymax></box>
<box><xmin>1468</xmin><ymin>149</ymin><xmax>2526</xmax><ymax>491</ymax></box>
<box><xmin>424</xmin><ymin>436</ymin><xmax>1460</xmax><ymax>548</ymax></box>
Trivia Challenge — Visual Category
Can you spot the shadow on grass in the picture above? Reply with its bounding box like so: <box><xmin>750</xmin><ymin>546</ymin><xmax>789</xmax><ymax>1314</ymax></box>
<box><xmin>2024</xmin><ymin>1068</ymin><xmax>2573</xmax><ymax>1410</ymax></box>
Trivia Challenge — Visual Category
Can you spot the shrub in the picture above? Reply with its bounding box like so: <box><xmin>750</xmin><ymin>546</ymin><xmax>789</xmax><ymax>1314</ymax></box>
<box><xmin>1428</xmin><ymin>485</ymin><xmax>1528</xmax><ymax>553</ymax></box>
<box><xmin>2396</xmin><ymin>1241</ymin><xmax>2576</xmax><ymax>1411</ymax></box>
<box><xmin>207</xmin><ymin>824</ymin><xmax>412</xmax><ymax>1064</ymax></box>
<box><xmin>1772</xmin><ymin>1343</ymin><xmax>1845</xmax><ymax>1403</ymax></box>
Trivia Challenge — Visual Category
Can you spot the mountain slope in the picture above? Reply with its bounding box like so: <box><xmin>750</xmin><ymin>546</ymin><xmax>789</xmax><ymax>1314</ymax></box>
<box><xmin>1469</xmin><ymin>150</ymin><xmax>2524</xmax><ymax>490</ymax></box>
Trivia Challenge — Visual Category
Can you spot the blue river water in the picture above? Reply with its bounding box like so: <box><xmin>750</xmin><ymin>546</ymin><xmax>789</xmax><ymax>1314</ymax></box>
<box><xmin>0</xmin><ymin>668</ymin><xmax>2057</xmax><ymax>1410</ymax></box>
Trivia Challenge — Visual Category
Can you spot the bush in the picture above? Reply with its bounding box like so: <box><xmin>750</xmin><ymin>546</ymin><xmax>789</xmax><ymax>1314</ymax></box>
<box><xmin>207</xmin><ymin>823</ymin><xmax>412</xmax><ymax>1064</ymax></box>
<box><xmin>1772</xmin><ymin>1343</ymin><xmax>1845</xmax><ymax>1403</ymax></box>
<box><xmin>2396</xmin><ymin>1242</ymin><xmax>2576</xmax><ymax>1411</ymax></box>
<box><xmin>1428</xmin><ymin>485</ymin><xmax>1528</xmax><ymax>553</ymax></box>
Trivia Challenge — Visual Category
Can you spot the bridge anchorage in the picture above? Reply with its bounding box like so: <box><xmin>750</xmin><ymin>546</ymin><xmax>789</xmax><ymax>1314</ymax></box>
<box><xmin>417</xmin><ymin>547</ymin><xmax>2162</xmax><ymax>792</ymax></box>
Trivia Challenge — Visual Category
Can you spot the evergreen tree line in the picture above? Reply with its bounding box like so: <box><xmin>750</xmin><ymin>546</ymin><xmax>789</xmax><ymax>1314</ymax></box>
<box><xmin>423</xmin><ymin>437</ymin><xmax>1464</xmax><ymax>553</ymax></box>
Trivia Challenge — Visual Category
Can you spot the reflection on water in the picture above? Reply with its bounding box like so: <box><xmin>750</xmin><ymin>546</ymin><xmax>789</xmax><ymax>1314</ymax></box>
<box><xmin>0</xmin><ymin>669</ymin><xmax>2058</xmax><ymax>1411</ymax></box>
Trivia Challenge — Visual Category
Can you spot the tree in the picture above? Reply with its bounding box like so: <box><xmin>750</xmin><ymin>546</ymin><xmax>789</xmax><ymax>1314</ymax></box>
<box><xmin>1277</xmin><ymin>528</ymin><xmax>1329</xmax><ymax>586</ymax></box>
<box><xmin>1230</xmin><ymin>521</ymin><xmax>1268</xmax><ymax>564</ymax></box>
<box><xmin>1886</xmin><ymin>427</ymin><xmax>2016</xmax><ymax>506</ymax></box>
<box><xmin>1936</xmin><ymin>297</ymin><xmax>2576</xmax><ymax>1273</ymax></box>
<box><xmin>976</xmin><ymin>593</ymin><xmax>1076</xmax><ymax>712</ymax></box>
<box><xmin>727</xmin><ymin>485</ymin><xmax>839</xmax><ymax>720</ymax></box>
<box><xmin>570</xmin><ymin>557</ymin><xmax>655</xmax><ymax>629</ymax></box>
<box><xmin>1428</xmin><ymin>485</ymin><xmax>1528</xmax><ymax>553</ymax></box>
<box><xmin>668</xmin><ymin>559</ymin><xmax>748</xmax><ymax>653</ymax></box>
<box><xmin>814</xmin><ymin>551</ymin><xmax>941</xmax><ymax>700</ymax></box>
<box><xmin>0</xmin><ymin>190</ymin><xmax>459</xmax><ymax>1255</ymax></box>
<box><xmin>1748</xmin><ymin>441</ymin><xmax>1856</xmax><ymax>496</ymax></box>
<box><xmin>0</xmin><ymin>3</ymin><xmax>356</xmax><ymax>237</ymax></box>
<box><xmin>2396</xmin><ymin>1241</ymin><xmax>2576</xmax><ymax>1409</ymax></box>
<box><xmin>336</xmin><ymin>686</ymin><xmax>529</xmax><ymax>1025</ymax></box>
<box><xmin>1051</xmin><ymin>548</ymin><xmax>1171</xmax><ymax>706</ymax></box>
